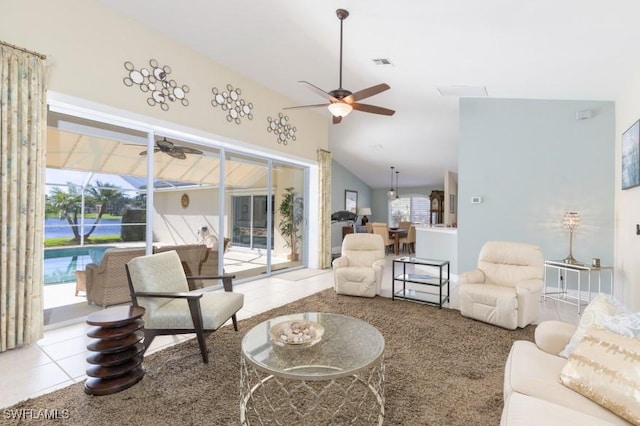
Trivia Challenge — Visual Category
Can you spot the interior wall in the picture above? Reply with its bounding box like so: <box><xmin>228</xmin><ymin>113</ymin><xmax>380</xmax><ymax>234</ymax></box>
<box><xmin>458</xmin><ymin>98</ymin><xmax>615</xmax><ymax>282</ymax></box>
<box><xmin>444</xmin><ymin>171</ymin><xmax>458</xmax><ymax>226</ymax></box>
<box><xmin>614</xmin><ymin>74</ymin><xmax>640</xmax><ymax>311</ymax></box>
<box><xmin>1</xmin><ymin>0</ymin><xmax>328</xmax><ymax>161</ymax></box>
<box><xmin>331</xmin><ymin>160</ymin><xmax>372</xmax><ymax>250</ymax></box>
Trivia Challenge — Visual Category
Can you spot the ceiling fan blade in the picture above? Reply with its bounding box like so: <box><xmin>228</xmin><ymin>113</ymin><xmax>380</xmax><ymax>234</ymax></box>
<box><xmin>333</xmin><ymin>115</ymin><xmax>343</xmax><ymax>125</ymax></box>
<box><xmin>168</xmin><ymin>150</ymin><xmax>187</xmax><ymax>160</ymax></box>
<box><xmin>352</xmin><ymin>103</ymin><xmax>395</xmax><ymax>116</ymax></box>
<box><xmin>299</xmin><ymin>81</ymin><xmax>339</xmax><ymax>102</ymax></box>
<box><xmin>283</xmin><ymin>103</ymin><xmax>330</xmax><ymax>110</ymax></box>
<box><xmin>178</xmin><ymin>147</ymin><xmax>203</xmax><ymax>155</ymax></box>
<box><xmin>139</xmin><ymin>148</ymin><xmax>160</xmax><ymax>156</ymax></box>
<box><xmin>344</xmin><ymin>83</ymin><xmax>390</xmax><ymax>104</ymax></box>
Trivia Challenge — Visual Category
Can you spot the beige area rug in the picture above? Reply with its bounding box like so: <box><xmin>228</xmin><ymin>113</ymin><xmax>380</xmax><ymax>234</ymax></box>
<box><xmin>274</xmin><ymin>268</ymin><xmax>330</xmax><ymax>281</ymax></box>
<box><xmin>5</xmin><ymin>289</ymin><xmax>534</xmax><ymax>425</ymax></box>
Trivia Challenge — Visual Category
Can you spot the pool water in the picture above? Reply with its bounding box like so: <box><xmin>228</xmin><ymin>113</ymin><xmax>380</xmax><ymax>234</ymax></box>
<box><xmin>44</xmin><ymin>246</ymin><xmax>114</xmax><ymax>285</ymax></box>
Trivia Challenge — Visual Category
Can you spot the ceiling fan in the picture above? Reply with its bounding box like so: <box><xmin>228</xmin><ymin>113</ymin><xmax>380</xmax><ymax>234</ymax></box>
<box><xmin>139</xmin><ymin>137</ymin><xmax>203</xmax><ymax>160</ymax></box>
<box><xmin>284</xmin><ymin>9</ymin><xmax>395</xmax><ymax>124</ymax></box>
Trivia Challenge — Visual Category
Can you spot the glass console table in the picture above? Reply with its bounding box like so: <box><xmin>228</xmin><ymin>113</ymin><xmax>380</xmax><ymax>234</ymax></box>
<box><xmin>542</xmin><ymin>260</ymin><xmax>614</xmax><ymax>314</ymax></box>
<box><xmin>392</xmin><ymin>257</ymin><xmax>450</xmax><ymax>308</ymax></box>
<box><xmin>240</xmin><ymin>312</ymin><xmax>385</xmax><ymax>425</ymax></box>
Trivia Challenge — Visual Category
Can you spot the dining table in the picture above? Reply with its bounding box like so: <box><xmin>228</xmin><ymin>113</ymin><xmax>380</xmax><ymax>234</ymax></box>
<box><xmin>388</xmin><ymin>228</ymin><xmax>408</xmax><ymax>255</ymax></box>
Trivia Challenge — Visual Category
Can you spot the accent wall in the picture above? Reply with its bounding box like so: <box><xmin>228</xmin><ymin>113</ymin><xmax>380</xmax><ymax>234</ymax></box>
<box><xmin>458</xmin><ymin>98</ymin><xmax>615</xmax><ymax>292</ymax></box>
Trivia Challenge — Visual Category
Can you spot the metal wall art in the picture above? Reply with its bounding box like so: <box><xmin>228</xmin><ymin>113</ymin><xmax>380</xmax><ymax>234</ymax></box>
<box><xmin>267</xmin><ymin>113</ymin><xmax>297</xmax><ymax>145</ymax></box>
<box><xmin>123</xmin><ymin>59</ymin><xmax>189</xmax><ymax>111</ymax></box>
<box><xmin>211</xmin><ymin>84</ymin><xmax>254</xmax><ymax>124</ymax></box>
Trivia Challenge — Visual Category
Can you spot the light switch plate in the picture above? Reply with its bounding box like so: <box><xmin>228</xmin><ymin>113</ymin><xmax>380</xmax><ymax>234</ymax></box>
<box><xmin>471</xmin><ymin>196</ymin><xmax>482</xmax><ymax>204</ymax></box>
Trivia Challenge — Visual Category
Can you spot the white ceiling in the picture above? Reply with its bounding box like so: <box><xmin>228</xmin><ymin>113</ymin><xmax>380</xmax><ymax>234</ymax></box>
<box><xmin>97</xmin><ymin>0</ymin><xmax>640</xmax><ymax>188</ymax></box>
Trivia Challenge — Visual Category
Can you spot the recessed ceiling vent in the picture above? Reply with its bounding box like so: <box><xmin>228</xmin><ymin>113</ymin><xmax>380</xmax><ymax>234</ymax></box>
<box><xmin>372</xmin><ymin>58</ymin><xmax>393</xmax><ymax>66</ymax></box>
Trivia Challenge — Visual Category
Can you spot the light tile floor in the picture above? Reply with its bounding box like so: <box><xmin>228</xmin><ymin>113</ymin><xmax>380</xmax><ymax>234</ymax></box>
<box><xmin>0</xmin><ymin>255</ymin><xmax>581</xmax><ymax>409</ymax></box>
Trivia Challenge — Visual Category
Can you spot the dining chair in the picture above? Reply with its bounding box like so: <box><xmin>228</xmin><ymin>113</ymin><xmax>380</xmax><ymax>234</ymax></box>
<box><xmin>400</xmin><ymin>225</ymin><xmax>416</xmax><ymax>254</ymax></box>
<box><xmin>371</xmin><ymin>223</ymin><xmax>394</xmax><ymax>254</ymax></box>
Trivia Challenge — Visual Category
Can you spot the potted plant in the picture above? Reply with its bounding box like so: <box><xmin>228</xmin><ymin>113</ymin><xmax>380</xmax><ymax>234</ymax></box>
<box><xmin>278</xmin><ymin>187</ymin><xmax>304</xmax><ymax>261</ymax></box>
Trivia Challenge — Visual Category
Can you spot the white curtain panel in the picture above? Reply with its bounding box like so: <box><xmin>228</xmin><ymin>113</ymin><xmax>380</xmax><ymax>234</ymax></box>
<box><xmin>0</xmin><ymin>43</ymin><xmax>48</xmax><ymax>351</ymax></box>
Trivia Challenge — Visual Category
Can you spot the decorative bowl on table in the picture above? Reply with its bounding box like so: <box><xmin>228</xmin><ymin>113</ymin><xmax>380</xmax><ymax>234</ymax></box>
<box><xmin>269</xmin><ymin>320</ymin><xmax>324</xmax><ymax>347</ymax></box>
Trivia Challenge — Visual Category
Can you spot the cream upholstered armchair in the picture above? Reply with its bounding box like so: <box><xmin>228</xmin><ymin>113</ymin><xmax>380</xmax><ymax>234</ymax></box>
<box><xmin>332</xmin><ymin>233</ymin><xmax>385</xmax><ymax>298</ymax></box>
<box><xmin>458</xmin><ymin>241</ymin><xmax>544</xmax><ymax>330</ymax></box>
<box><xmin>125</xmin><ymin>250</ymin><xmax>243</xmax><ymax>364</ymax></box>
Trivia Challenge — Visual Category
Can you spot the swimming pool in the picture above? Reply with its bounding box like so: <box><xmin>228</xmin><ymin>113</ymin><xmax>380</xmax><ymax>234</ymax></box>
<box><xmin>44</xmin><ymin>246</ymin><xmax>114</xmax><ymax>285</ymax></box>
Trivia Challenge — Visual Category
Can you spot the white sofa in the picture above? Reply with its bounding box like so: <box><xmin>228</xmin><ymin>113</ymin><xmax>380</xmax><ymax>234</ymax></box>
<box><xmin>501</xmin><ymin>320</ymin><xmax>632</xmax><ymax>425</ymax></box>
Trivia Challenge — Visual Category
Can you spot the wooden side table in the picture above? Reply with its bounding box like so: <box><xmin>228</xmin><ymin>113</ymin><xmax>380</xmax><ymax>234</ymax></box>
<box><xmin>84</xmin><ymin>306</ymin><xmax>146</xmax><ymax>396</ymax></box>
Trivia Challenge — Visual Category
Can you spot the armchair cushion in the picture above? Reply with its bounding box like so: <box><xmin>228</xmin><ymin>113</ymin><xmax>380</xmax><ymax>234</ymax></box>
<box><xmin>145</xmin><ymin>291</ymin><xmax>244</xmax><ymax>330</ymax></box>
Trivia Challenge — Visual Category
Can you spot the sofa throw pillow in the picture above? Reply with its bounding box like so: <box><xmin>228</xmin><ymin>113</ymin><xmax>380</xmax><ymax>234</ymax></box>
<box><xmin>560</xmin><ymin>327</ymin><xmax>640</xmax><ymax>425</ymax></box>
<box><xmin>600</xmin><ymin>311</ymin><xmax>640</xmax><ymax>338</ymax></box>
<box><xmin>559</xmin><ymin>294</ymin><xmax>628</xmax><ymax>358</ymax></box>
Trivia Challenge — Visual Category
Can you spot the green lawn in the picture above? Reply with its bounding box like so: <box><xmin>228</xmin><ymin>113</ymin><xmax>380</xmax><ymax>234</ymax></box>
<box><xmin>44</xmin><ymin>235</ymin><xmax>123</xmax><ymax>247</ymax></box>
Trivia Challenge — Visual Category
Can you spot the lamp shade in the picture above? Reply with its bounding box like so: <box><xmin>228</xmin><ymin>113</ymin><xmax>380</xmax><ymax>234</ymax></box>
<box><xmin>359</xmin><ymin>207</ymin><xmax>372</xmax><ymax>216</ymax></box>
<box><xmin>327</xmin><ymin>102</ymin><xmax>353</xmax><ymax>118</ymax></box>
<box><xmin>563</xmin><ymin>212</ymin><xmax>580</xmax><ymax>230</ymax></box>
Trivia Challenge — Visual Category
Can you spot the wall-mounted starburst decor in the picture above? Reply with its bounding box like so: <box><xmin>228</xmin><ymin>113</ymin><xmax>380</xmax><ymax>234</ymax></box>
<box><xmin>123</xmin><ymin>59</ymin><xmax>189</xmax><ymax>111</ymax></box>
<box><xmin>267</xmin><ymin>113</ymin><xmax>297</xmax><ymax>145</ymax></box>
<box><xmin>211</xmin><ymin>84</ymin><xmax>254</xmax><ymax>124</ymax></box>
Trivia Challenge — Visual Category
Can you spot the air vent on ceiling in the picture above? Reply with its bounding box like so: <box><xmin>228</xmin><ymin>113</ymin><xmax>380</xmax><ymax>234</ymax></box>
<box><xmin>372</xmin><ymin>58</ymin><xmax>393</xmax><ymax>66</ymax></box>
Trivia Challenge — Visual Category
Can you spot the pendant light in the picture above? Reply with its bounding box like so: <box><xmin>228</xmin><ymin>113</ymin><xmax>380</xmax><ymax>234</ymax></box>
<box><xmin>395</xmin><ymin>170</ymin><xmax>400</xmax><ymax>199</ymax></box>
<box><xmin>387</xmin><ymin>166</ymin><xmax>396</xmax><ymax>200</ymax></box>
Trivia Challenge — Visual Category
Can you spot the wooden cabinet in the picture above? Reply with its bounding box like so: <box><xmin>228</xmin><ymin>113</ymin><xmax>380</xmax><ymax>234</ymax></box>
<box><xmin>429</xmin><ymin>190</ymin><xmax>445</xmax><ymax>225</ymax></box>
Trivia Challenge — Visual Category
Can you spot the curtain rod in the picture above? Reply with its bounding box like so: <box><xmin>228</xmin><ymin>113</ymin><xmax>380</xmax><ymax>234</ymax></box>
<box><xmin>0</xmin><ymin>40</ymin><xmax>47</xmax><ymax>60</ymax></box>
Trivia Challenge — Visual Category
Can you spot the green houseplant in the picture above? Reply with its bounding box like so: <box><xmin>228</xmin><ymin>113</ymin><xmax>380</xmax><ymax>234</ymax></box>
<box><xmin>278</xmin><ymin>187</ymin><xmax>304</xmax><ymax>261</ymax></box>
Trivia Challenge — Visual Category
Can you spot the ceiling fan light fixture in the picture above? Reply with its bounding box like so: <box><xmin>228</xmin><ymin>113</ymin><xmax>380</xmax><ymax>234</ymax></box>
<box><xmin>328</xmin><ymin>102</ymin><xmax>353</xmax><ymax>118</ymax></box>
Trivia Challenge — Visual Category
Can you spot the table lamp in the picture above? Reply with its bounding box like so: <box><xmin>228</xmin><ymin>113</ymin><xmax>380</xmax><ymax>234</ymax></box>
<box><xmin>562</xmin><ymin>211</ymin><xmax>581</xmax><ymax>265</ymax></box>
<box><xmin>359</xmin><ymin>208</ymin><xmax>372</xmax><ymax>226</ymax></box>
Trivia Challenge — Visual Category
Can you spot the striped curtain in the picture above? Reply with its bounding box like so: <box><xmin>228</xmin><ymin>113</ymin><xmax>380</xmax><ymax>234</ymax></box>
<box><xmin>317</xmin><ymin>149</ymin><xmax>332</xmax><ymax>269</ymax></box>
<box><xmin>0</xmin><ymin>44</ymin><xmax>48</xmax><ymax>351</ymax></box>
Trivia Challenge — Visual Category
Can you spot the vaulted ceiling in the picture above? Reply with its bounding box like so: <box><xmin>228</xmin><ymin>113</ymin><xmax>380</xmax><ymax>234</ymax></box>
<box><xmin>96</xmin><ymin>0</ymin><xmax>640</xmax><ymax>188</ymax></box>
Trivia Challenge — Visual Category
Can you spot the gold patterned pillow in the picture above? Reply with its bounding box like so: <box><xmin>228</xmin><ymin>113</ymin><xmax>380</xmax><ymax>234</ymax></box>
<box><xmin>560</xmin><ymin>327</ymin><xmax>640</xmax><ymax>425</ymax></box>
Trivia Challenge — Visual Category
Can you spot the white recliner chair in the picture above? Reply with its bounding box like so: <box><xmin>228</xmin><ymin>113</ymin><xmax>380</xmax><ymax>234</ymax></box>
<box><xmin>332</xmin><ymin>233</ymin><xmax>385</xmax><ymax>297</ymax></box>
<box><xmin>458</xmin><ymin>241</ymin><xmax>544</xmax><ymax>330</ymax></box>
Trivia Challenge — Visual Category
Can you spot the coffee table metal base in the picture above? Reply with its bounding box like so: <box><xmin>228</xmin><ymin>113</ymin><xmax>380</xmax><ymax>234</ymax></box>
<box><xmin>240</xmin><ymin>357</ymin><xmax>385</xmax><ymax>425</ymax></box>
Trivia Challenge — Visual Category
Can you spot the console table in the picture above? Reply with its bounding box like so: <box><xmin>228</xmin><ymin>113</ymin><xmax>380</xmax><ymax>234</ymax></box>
<box><xmin>84</xmin><ymin>306</ymin><xmax>146</xmax><ymax>395</ymax></box>
<box><xmin>392</xmin><ymin>257</ymin><xmax>450</xmax><ymax>308</ymax></box>
<box><xmin>542</xmin><ymin>260</ymin><xmax>614</xmax><ymax>314</ymax></box>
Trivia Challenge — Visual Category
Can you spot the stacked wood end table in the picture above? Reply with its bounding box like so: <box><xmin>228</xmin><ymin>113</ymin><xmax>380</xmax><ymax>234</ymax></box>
<box><xmin>84</xmin><ymin>305</ymin><xmax>146</xmax><ymax>396</ymax></box>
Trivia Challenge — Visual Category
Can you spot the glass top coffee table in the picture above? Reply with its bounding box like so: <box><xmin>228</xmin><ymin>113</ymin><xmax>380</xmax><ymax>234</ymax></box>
<box><xmin>240</xmin><ymin>312</ymin><xmax>385</xmax><ymax>425</ymax></box>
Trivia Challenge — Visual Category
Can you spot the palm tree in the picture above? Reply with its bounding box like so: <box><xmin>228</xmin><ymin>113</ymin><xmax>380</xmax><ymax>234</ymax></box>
<box><xmin>83</xmin><ymin>180</ymin><xmax>125</xmax><ymax>240</ymax></box>
<box><xmin>46</xmin><ymin>180</ymin><xmax>125</xmax><ymax>242</ymax></box>
<box><xmin>48</xmin><ymin>184</ymin><xmax>83</xmax><ymax>241</ymax></box>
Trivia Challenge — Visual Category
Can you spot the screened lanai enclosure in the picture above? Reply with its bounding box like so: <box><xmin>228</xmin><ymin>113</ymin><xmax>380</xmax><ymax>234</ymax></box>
<box><xmin>44</xmin><ymin>111</ymin><xmax>308</xmax><ymax>316</ymax></box>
